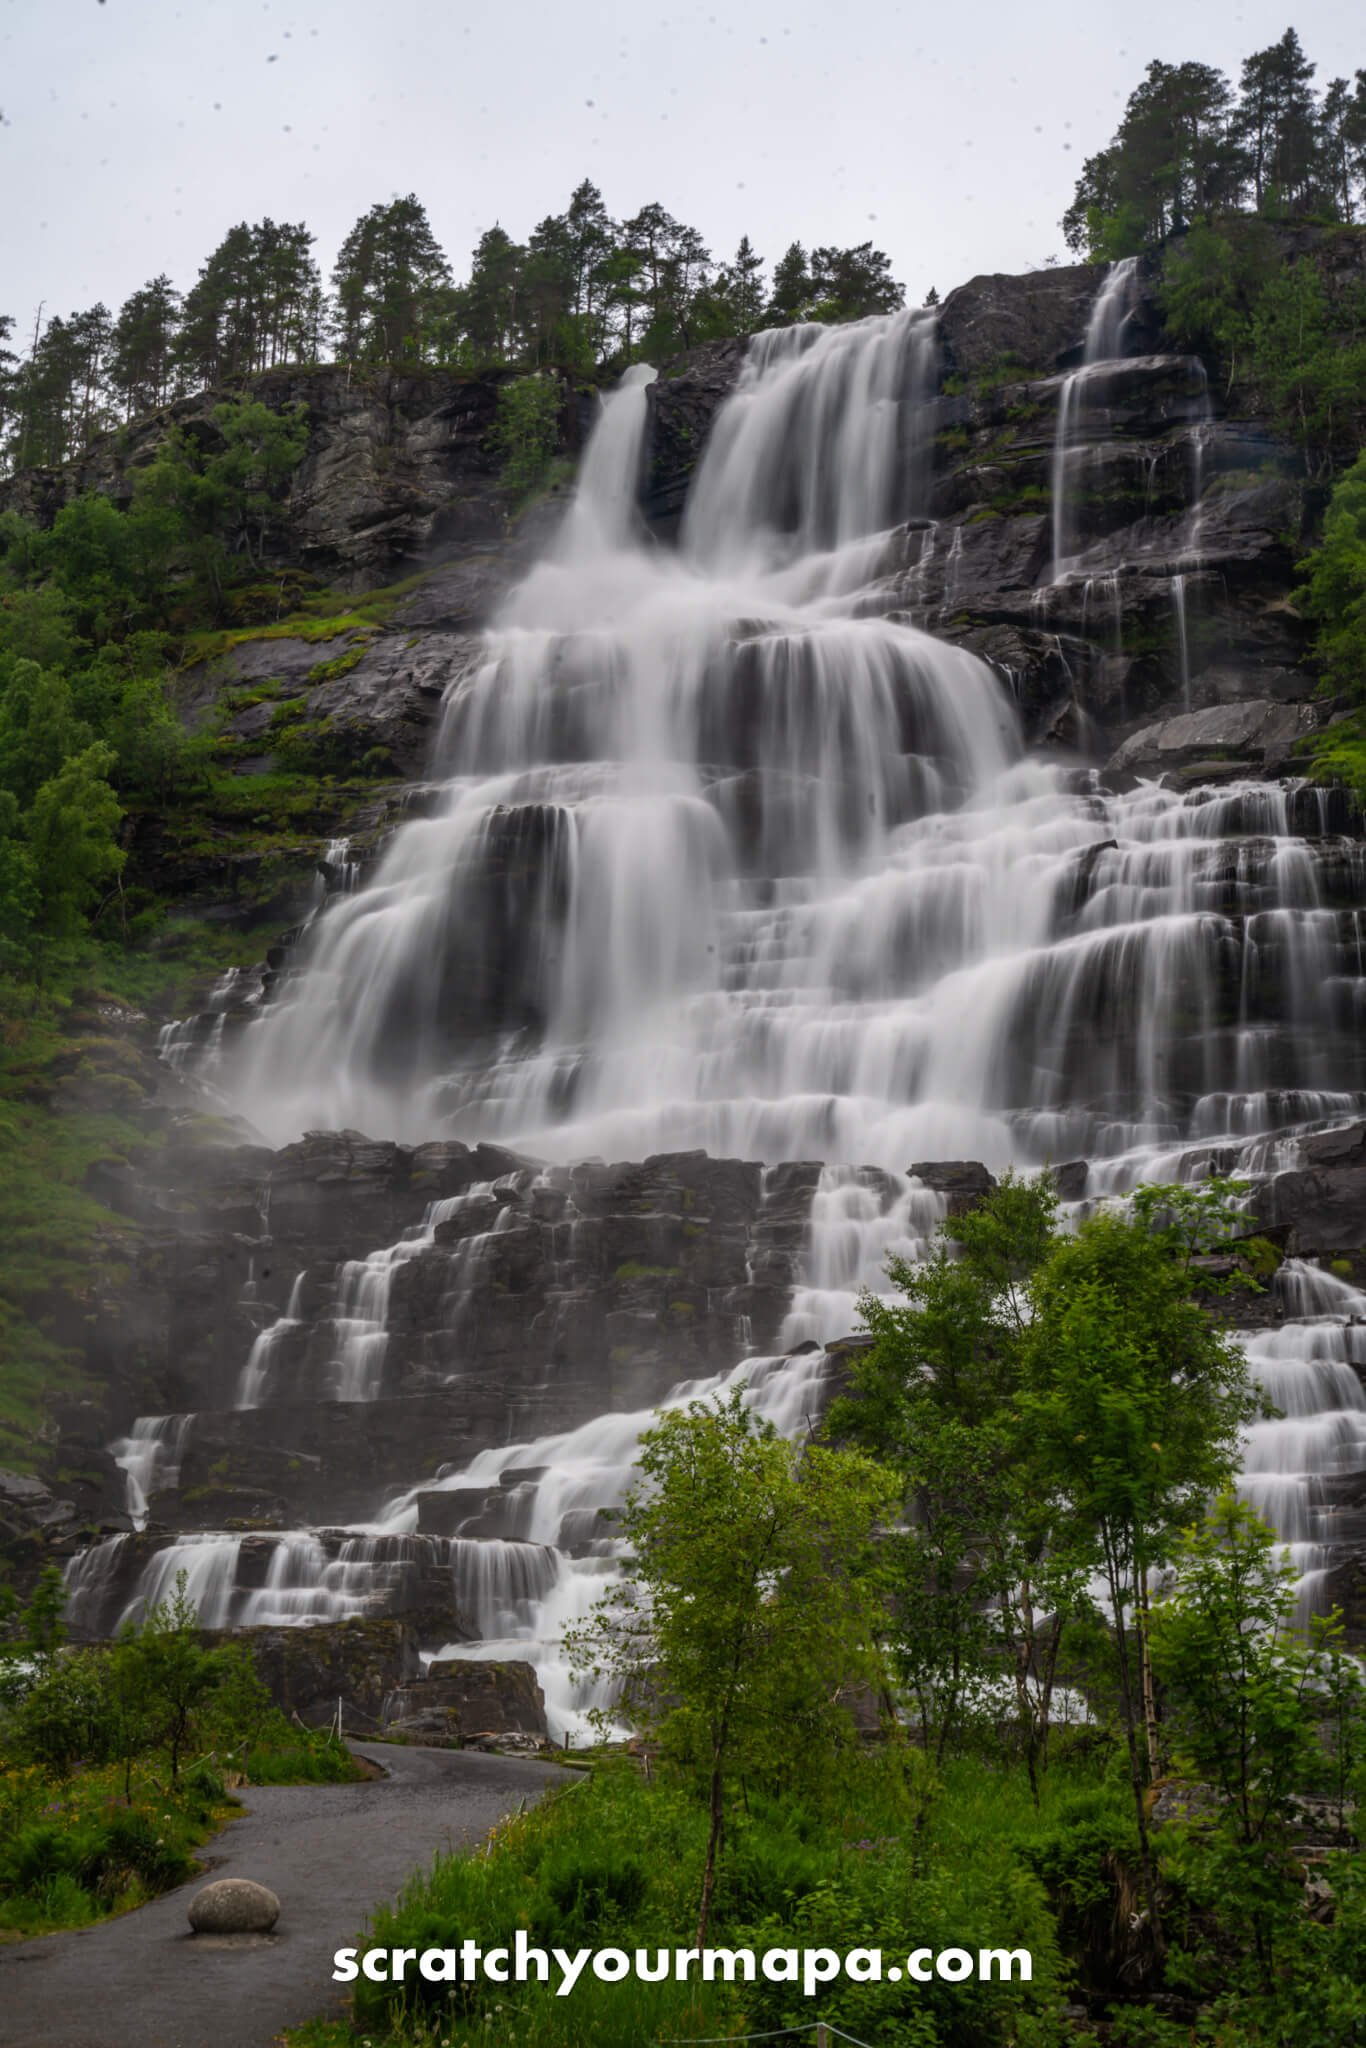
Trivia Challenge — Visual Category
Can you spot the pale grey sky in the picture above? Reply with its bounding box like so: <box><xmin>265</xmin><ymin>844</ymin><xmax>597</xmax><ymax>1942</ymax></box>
<box><xmin>2</xmin><ymin>0</ymin><xmax>1361</xmax><ymax>344</ymax></box>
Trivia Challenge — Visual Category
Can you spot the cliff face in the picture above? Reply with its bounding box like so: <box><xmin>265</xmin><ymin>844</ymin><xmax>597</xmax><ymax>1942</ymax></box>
<box><xmin>0</xmin><ymin>365</ymin><xmax>547</xmax><ymax>590</ymax></box>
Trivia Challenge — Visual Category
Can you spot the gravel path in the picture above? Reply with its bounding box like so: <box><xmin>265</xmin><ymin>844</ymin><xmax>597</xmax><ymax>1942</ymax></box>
<box><xmin>0</xmin><ymin>1741</ymin><xmax>573</xmax><ymax>2048</ymax></box>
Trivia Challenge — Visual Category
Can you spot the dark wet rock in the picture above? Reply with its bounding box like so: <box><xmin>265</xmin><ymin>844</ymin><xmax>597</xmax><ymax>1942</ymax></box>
<box><xmin>148</xmin><ymin>1482</ymin><xmax>301</xmax><ymax>1531</ymax></box>
<box><xmin>212</xmin><ymin>1617</ymin><xmax>423</xmax><ymax>1731</ymax></box>
<box><xmin>909</xmin><ymin>1159</ymin><xmax>997</xmax><ymax>1217</ymax></box>
<box><xmin>188</xmin><ymin>1878</ymin><xmax>280</xmax><ymax>1935</ymax></box>
<box><xmin>1106</xmin><ymin>700</ymin><xmax>1321</xmax><ymax>782</ymax></box>
<box><xmin>383</xmin><ymin>1658</ymin><xmax>548</xmax><ymax>1745</ymax></box>
<box><xmin>644</xmin><ymin>339</ymin><xmax>747</xmax><ymax>529</ymax></box>
<box><xmin>1254</xmin><ymin>1121</ymin><xmax>1366</xmax><ymax>1257</ymax></box>
<box><xmin>1051</xmin><ymin>1160</ymin><xmax>1090</xmax><ymax>1202</ymax></box>
<box><xmin>939</xmin><ymin>263</ymin><xmax>1103</xmax><ymax>376</ymax></box>
<box><xmin>0</xmin><ymin>1464</ymin><xmax>129</xmax><ymax>1597</ymax></box>
<box><xmin>57</xmin><ymin>1140</ymin><xmax>819</xmax><ymax>1530</ymax></box>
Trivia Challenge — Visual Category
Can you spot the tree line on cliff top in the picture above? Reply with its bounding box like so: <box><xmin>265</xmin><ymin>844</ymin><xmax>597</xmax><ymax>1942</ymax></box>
<box><xmin>0</xmin><ymin>190</ymin><xmax>903</xmax><ymax>476</ymax></box>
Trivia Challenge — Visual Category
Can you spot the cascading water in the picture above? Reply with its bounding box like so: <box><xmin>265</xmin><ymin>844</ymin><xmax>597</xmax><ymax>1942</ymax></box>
<box><xmin>1239</xmin><ymin>1260</ymin><xmax>1366</xmax><ymax>1620</ymax></box>
<box><xmin>110</xmin><ymin>1415</ymin><xmax>193</xmax><ymax>1529</ymax></box>
<box><xmin>382</xmin><ymin>1321</ymin><xmax>838</xmax><ymax>1738</ymax></box>
<box><xmin>222</xmin><ymin>305</ymin><xmax>1364</xmax><ymax>1180</ymax></box>
<box><xmin>83</xmin><ymin>283</ymin><xmax>1366</xmax><ymax>1723</ymax></box>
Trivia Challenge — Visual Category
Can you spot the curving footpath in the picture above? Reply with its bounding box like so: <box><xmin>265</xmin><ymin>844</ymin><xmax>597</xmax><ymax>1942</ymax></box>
<box><xmin>0</xmin><ymin>1741</ymin><xmax>574</xmax><ymax>2048</ymax></box>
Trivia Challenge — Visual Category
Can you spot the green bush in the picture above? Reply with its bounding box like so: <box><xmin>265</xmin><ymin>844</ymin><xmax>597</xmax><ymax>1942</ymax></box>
<box><xmin>489</xmin><ymin>375</ymin><xmax>563</xmax><ymax>498</ymax></box>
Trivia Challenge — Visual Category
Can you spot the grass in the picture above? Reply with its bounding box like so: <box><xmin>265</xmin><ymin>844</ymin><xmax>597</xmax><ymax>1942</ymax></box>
<box><xmin>0</xmin><ymin>1733</ymin><xmax>361</xmax><ymax>1941</ymax></box>
<box><xmin>286</xmin><ymin>1751</ymin><xmax>1083</xmax><ymax>2048</ymax></box>
<box><xmin>179</xmin><ymin>569</ymin><xmax>434</xmax><ymax>670</ymax></box>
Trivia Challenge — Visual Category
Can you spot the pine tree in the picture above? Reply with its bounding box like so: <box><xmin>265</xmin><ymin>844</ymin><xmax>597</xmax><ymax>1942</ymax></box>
<box><xmin>810</xmin><ymin>243</ymin><xmax>904</xmax><ymax>321</ymax></box>
<box><xmin>253</xmin><ymin>220</ymin><xmax>323</xmax><ymax>367</ymax></box>
<box><xmin>110</xmin><ymin>277</ymin><xmax>181</xmax><ymax>417</ymax></box>
<box><xmin>768</xmin><ymin>241</ymin><xmax>813</xmax><ymax>324</ymax></box>
<box><xmin>621</xmin><ymin>203</ymin><xmax>694</xmax><ymax>352</ymax></box>
<box><xmin>519</xmin><ymin>213</ymin><xmax>578</xmax><ymax>364</ymax></box>
<box><xmin>1236</xmin><ymin>29</ymin><xmax>1320</xmax><ymax>213</ymax></box>
<box><xmin>178</xmin><ymin>220</ymin><xmax>320</xmax><ymax>385</ymax></box>
<box><xmin>563</xmin><ymin>179</ymin><xmax>615</xmax><ymax>336</ymax></box>
<box><xmin>0</xmin><ymin>315</ymin><xmax>19</xmax><ymax>466</ymax></box>
<box><xmin>1348</xmin><ymin>72</ymin><xmax>1366</xmax><ymax>203</ymax></box>
<box><xmin>657</xmin><ymin>224</ymin><xmax>713</xmax><ymax>351</ymax></box>
<box><xmin>331</xmin><ymin>195</ymin><xmax>452</xmax><ymax>365</ymax></box>
<box><xmin>176</xmin><ymin>223</ymin><xmax>258</xmax><ymax>385</ymax></box>
<box><xmin>457</xmin><ymin>226</ymin><xmax>525</xmax><ymax>365</ymax></box>
<box><xmin>725</xmin><ymin>235</ymin><xmax>767</xmax><ymax>334</ymax></box>
<box><xmin>6</xmin><ymin>309</ymin><xmax>115</xmax><ymax>468</ymax></box>
<box><xmin>1317</xmin><ymin>77</ymin><xmax>1360</xmax><ymax>221</ymax></box>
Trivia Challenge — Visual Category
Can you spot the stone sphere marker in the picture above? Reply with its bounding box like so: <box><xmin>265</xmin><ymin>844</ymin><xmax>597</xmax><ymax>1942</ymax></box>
<box><xmin>187</xmin><ymin>1878</ymin><xmax>281</xmax><ymax>1935</ymax></box>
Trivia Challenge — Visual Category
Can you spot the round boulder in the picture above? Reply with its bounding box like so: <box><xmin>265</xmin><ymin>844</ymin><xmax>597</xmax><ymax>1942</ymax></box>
<box><xmin>187</xmin><ymin>1878</ymin><xmax>281</xmax><ymax>1935</ymax></box>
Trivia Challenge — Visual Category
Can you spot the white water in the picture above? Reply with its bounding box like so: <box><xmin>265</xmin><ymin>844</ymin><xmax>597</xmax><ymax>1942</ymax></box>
<box><xmin>222</xmin><ymin>310</ymin><xmax>1365</xmax><ymax>1181</ymax></box>
<box><xmin>1050</xmin><ymin>256</ymin><xmax>1140</xmax><ymax>581</ymax></box>
<box><xmin>384</xmin><ymin>1327</ymin><xmax>836</xmax><ymax>1739</ymax></box>
<box><xmin>110</xmin><ymin>1415</ymin><xmax>193</xmax><ymax>1529</ymax></box>
<box><xmin>80</xmin><ymin>286</ymin><xmax>1366</xmax><ymax>1723</ymax></box>
<box><xmin>1239</xmin><ymin>1261</ymin><xmax>1366</xmax><ymax>1619</ymax></box>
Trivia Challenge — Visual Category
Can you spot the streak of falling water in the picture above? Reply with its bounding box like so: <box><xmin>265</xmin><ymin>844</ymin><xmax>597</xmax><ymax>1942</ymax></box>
<box><xmin>1050</xmin><ymin>256</ymin><xmax>1139</xmax><ymax>581</ymax></box>
<box><xmin>1172</xmin><ymin>574</ymin><xmax>1191</xmax><ymax>709</ymax></box>
<box><xmin>110</xmin><ymin>1415</ymin><xmax>193</xmax><ymax>1528</ymax></box>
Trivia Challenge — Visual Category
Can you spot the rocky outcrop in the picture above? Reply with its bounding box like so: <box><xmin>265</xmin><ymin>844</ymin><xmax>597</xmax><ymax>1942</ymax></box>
<box><xmin>939</xmin><ymin>262</ymin><xmax>1111</xmax><ymax>376</ymax></box>
<box><xmin>1106</xmin><ymin>700</ymin><xmax>1323</xmax><ymax>784</ymax></box>
<box><xmin>644</xmin><ymin>340</ymin><xmax>746</xmax><ymax>530</ymax></box>
<box><xmin>382</xmin><ymin>1658</ymin><xmax>548</xmax><ymax>1746</ymax></box>
<box><xmin>0</xmin><ymin>366</ymin><xmax>567</xmax><ymax>590</ymax></box>
<box><xmin>216</xmin><ymin>1616</ymin><xmax>422</xmax><ymax>1731</ymax></box>
<box><xmin>1255</xmin><ymin>1122</ymin><xmax>1366</xmax><ymax>1259</ymax></box>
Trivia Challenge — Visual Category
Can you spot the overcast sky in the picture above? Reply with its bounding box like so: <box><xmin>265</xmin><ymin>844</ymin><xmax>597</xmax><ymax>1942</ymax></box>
<box><xmin>2</xmin><ymin>0</ymin><xmax>1361</xmax><ymax>345</ymax></box>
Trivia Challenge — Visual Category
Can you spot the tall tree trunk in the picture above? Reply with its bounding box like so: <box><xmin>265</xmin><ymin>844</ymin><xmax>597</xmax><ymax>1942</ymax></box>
<box><xmin>696</xmin><ymin>1743</ymin><xmax>725</xmax><ymax>1945</ymax></box>
<box><xmin>1107</xmin><ymin>1545</ymin><xmax>1165</xmax><ymax>1960</ymax></box>
<box><xmin>1138</xmin><ymin>1568</ymin><xmax>1160</xmax><ymax>1777</ymax></box>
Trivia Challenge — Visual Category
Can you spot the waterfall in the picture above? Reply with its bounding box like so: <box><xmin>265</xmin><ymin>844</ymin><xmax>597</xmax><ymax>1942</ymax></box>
<box><xmin>222</xmin><ymin>307</ymin><xmax>1364</xmax><ymax>1181</ymax></box>
<box><xmin>387</xmin><ymin>1330</ymin><xmax>837</xmax><ymax>1740</ymax></box>
<box><xmin>1171</xmin><ymin>574</ymin><xmax>1191</xmax><ymax>709</ymax></box>
<box><xmin>1050</xmin><ymin>257</ymin><xmax>1140</xmax><ymax>581</ymax></box>
<box><xmin>110</xmin><ymin>1415</ymin><xmax>193</xmax><ymax>1528</ymax></box>
<box><xmin>227</xmin><ymin>313</ymin><xmax>1019</xmax><ymax>1161</ymax></box>
<box><xmin>95</xmin><ymin>281</ymin><xmax>1366</xmax><ymax>1707</ymax></box>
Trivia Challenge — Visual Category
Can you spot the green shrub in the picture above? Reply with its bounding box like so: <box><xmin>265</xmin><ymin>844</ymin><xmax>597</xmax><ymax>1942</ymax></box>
<box><xmin>489</xmin><ymin>376</ymin><xmax>563</xmax><ymax>498</ymax></box>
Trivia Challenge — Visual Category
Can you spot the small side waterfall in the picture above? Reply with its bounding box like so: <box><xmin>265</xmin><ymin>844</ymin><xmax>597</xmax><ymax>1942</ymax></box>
<box><xmin>1051</xmin><ymin>257</ymin><xmax>1140</xmax><ymax>581</ymax></box>
<box><xmin>109</xmin><ymin>1416</ymin><xmax>193</xmax><ymax>1528</ymax></box>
